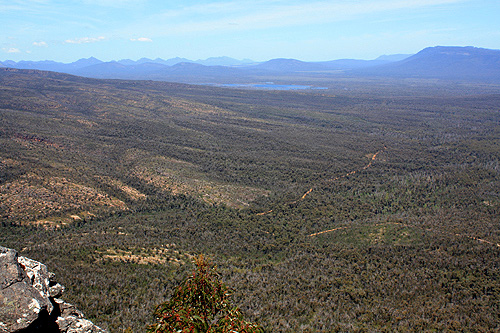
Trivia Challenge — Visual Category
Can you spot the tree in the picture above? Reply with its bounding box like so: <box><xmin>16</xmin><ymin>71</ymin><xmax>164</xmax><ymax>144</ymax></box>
<box><xmin>148</xmin><ymin>255</ymin><xmax>263</xmax><ymax>333</ymax></box>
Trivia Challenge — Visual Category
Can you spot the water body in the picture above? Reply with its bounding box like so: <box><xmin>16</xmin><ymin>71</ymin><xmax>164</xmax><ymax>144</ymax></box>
<box><xmin>204</xmin><ymin>82</ymin><xmax>328</xmax><ymax>91</ymax></box>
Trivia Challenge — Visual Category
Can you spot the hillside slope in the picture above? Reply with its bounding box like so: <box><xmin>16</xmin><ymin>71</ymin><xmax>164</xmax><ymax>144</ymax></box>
<box><xmin>1</xmin><ymin>68</ymin><xmax>500</xmax><ymax>331</ymax></box>
<box><xmin>354</xmin><ymin>46</ymin><xmax>500</xmax><ymax>82</ymax></box>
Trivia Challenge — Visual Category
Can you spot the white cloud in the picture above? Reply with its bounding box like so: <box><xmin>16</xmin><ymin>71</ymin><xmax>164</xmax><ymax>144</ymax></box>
<box><xmin>64</xmin><ymin>36</ymin><xmax>106</xmax><ymax>44</ymax></box>
<box><xmin>141</xmin><ymin>0</ymin><xmax>468</xmax><ymax>36</ymax></box>
<box><xmin>33</xmin><ymin>41</ymin><xmax>48</xmax><ymax>47</ymax></box>
<box><xmin>130</xmin><ymin>37</ymin><xmax>152</xmax><ymax>42</ymax></box>
<box><xmin>81</xmin><ymin>0</ymin><xmax>146</xmax><ymax>8</ymax></box>
<box><xmin>3</xmin><ymin>47</ymin><xmax>21</xmax><ymax>53</ymax></box>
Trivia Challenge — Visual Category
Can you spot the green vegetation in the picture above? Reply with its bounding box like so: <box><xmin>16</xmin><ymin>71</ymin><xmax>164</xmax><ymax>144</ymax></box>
<box><xmin>148</xmin><ymin>255</ymin><xmax>262</xmax><ymax>333</ymax></box>
<box><xmin>1</xmin><ymin>68</ymin><xmax>500</xmax><ymax>331</ymax></box>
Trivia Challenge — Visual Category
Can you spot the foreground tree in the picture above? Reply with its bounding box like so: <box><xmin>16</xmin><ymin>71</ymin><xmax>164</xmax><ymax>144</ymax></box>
<box><xmin>148</xmin><ymin>255</ymin><xmax>263</xmax><ymax>333</ymax></box>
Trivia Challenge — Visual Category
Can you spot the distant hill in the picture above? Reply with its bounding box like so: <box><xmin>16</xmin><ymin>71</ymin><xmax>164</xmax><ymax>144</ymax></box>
<box><xmin>1</xmin><ymin>60</ymin><xmax>65</xmax><ymax>72</ymax></box>
<box><xmin>0</xmin><ymin>57</ymin><xmax>103</xmax><ymax>73</ymax></box>
<box><xmin>1</xmin><ymin>56</ymin><xmax>253</xmax><ymax>72</ymax></box>
<box><xmin>68</xmin><ymin>56</ymin><xmax>103</xmax><ymax>69</ymax></box>
<box><xmin>71</xmin><ymin>61</ymin><xmax>170</xmax><ymax>79</ymax></box>
<box><xmin>354</xmin><ymin>46</ymin><xmax>500</xmax><ymax>82</ymax></box>
<box><xmin>248</xmin><ymin>58</ymin><xmax>393</xmax><ymax>72</ymax></box>
<box><xmin>195</xmin><ymin>56</ymin><xmax>255</xmax><ymax>66</ymax></box>
<box><xmin>317</xmin><ymin>58</ymin><xmax>393</xmax><ymax>70</ymax></box>
<box><xmin>375</xmin><ymin>54</ymin><xmax>412</xmax><ymax>62</ymax></box>
<box><xmin>2</xmin><ymin>46</ymin><xmax>499</xmax><ymax>83</ymax></box>
<box><xmin>70</xmin><ymin>61</ymin><xmax>249</xmax><ymax>83</ymax></box>
<box><xmin>249</xmin><ymin>58</ymin><xmax>330</xmax><ymax>72</ymax></box>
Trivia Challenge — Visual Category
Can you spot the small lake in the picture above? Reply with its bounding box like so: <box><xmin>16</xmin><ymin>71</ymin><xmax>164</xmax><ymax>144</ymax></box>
<box><xmin>204</xmin><ymin>82</ymin><xmax>328</xmax><ymax>91</ymax></box>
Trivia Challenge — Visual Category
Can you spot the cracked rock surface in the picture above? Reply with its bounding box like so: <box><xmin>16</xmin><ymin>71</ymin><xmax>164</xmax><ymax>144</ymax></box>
<box><xmin>0</xmin><ymin>246</ymin><xmax>106</xmax><ymax>333</ymax></box>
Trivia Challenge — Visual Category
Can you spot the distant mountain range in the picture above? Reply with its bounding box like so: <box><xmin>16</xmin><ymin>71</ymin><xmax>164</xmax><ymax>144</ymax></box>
<box><xmin>0</xmin><ymin>56</ymin><xmax>255</xmax><ymax>72</ymax></box>
<box><xmin>353</xmin><ymin>46</ymin><xmax>500</xmax><ymax>82</ymax></box>
<box><xmin>1</xmin><ymin>46</ymin><xmax>499</xmax><ymax>83</ymax></box>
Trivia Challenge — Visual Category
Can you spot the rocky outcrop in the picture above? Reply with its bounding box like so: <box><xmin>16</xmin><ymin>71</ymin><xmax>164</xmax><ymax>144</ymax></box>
<box><xmin>0</xmin><ymin>246</ymin><xmax>106</xmax><ymax>333</ymax></box>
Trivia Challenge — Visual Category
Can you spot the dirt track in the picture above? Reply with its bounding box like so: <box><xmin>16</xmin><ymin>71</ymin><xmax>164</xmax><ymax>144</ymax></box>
<box><xmin>255</xmin><ymin>147</ymin><xmax>499</xmax><ymax>248</ymax></box>
<box><xmin>308</xmin><ymin>220</ymin><xmax>500</xmax><ymax>248</ymax></box>
<box><xmin>256</xmin><ymin>147</ymin><xmax>387</xmax><ymax>216</ymax></box>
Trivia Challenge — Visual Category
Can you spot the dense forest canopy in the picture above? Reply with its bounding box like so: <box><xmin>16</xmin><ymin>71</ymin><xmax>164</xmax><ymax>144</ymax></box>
<box><xmin>1</xmin><ymin>68</ymin><xmax>499</xmax><ymax>331</ymax></box>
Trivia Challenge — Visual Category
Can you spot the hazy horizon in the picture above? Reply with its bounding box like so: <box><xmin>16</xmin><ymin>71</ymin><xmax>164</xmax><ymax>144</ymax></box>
<box><xmin>2</xmin><ymin>0</ymin><xmax>500</xmax><ymax>63</ymax></box>
<box><xmin>2</xmin><ymin>51</ymin><xmax>417</xmax><ymax>64</ymax></box>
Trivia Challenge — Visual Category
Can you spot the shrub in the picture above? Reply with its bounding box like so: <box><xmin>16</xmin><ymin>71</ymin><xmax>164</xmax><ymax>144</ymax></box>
<box><xmin>148</xmin><ymin>255</ymin><xmax>263</xmax><ymax>333</ymax></box>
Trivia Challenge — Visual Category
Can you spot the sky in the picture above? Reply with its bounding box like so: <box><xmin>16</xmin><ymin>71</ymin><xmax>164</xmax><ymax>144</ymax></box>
<box><xmin>1</xmin><ymin>0</ymin><xmax>499</xmax><ymax>63</ymax></box>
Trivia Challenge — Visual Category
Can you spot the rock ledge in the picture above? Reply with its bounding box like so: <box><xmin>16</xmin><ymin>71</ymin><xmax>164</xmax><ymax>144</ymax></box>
<box><xmin>0</xmin><ymin>246</ymin><xmax>106</xmax><ymax>333</ymax></box>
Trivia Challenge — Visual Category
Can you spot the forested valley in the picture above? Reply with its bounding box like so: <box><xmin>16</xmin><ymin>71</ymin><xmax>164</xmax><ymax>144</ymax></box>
<box><xmin>1</xmin><ymin>68</ymin><xmax>499</xmax><ymax>332</ymax></box>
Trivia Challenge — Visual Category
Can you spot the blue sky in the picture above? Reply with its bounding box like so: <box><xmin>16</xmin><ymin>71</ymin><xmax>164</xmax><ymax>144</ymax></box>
<box><xmin>1</xmin><ymin>0</ymin><xmax>499</xmax><ymax>62</ymax></box>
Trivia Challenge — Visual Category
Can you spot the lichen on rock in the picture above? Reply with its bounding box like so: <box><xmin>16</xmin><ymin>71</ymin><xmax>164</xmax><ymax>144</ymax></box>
<box><xmin>0</xmin><ymin>246</ymin><xmax>105</xmax><ymax>333</ymax></box>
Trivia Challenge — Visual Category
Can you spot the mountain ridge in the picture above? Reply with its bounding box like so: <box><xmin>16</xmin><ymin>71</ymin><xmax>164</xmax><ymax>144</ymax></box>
<box><xmin>2</xmin><ymin>46</ymin><xmax>500</xmax><ymax>83</ymax></box>
<box><xmin>353</xmin><ymin>46</ymin><xmax>500</xmax><ymax>82</ymax></box>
